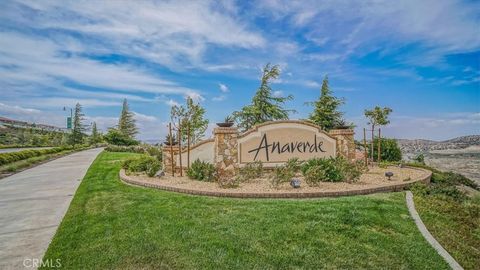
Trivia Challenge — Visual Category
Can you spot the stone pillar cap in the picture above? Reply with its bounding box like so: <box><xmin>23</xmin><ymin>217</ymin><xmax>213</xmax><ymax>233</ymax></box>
<box><xmin>214</xmin><ymin>127</ymin><xmax>239</xmax><ymax>134</ymax></box>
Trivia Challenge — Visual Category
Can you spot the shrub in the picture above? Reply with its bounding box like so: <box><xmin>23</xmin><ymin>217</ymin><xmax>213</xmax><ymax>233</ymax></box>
<box><xmin>0</xmin><ymin>146</ymin><xmax>73</xmax><ymax>166</ymax></box>
<box><xmin>269</xmin><ymin>158</ymin><xmax>302</xmax><ymax>188</ymax></box>
<box><xmin>186</xmin><ymin>159</ymin><xmax>216</xmax><ymax>182</ymax></box>
<box><xmin>336</xmin><ymin>159</ymin><xmax>364</xmax><ymax>183</ymax></box>
<box><xmin>301</xmin><ymin>157</ymin><xmax>343</xmax><ymax>182</ymax></box>
<box><xmin>218</xmin><ymin>175</ymin><xmax>240</xmax><ymax>188</ymax></box>
<box><xmin>304</xmin><ymin>165</ymin><xmax>326</xmax><ymax>186</ymax></box>
<box><xmin>237</xmin><ymin>161</ymin><xmax>263</xmax><ymax>182</ymax></box>
<box><xmin>368</xmin><ymin>138</ymin><xmax>402</xmax><ymax>162</ymax></box>
<box><xmin>104</xmin><ymin>128</ymin><xmax>139</xmax><ymax>146</ymax></box>
<box><xmin>122</xmin><ymin>155</ymin><xmax>161</xmax><ymax>177</ymax></box>
<box><xmin>300</xmin><ymin>157</ymin><xmax>363</xmax><ymax>185</ymax></box>
<box><xmin>413</xmin><ymin>153</ymin><xmax>425</xmax><ymax>164</ymax></box>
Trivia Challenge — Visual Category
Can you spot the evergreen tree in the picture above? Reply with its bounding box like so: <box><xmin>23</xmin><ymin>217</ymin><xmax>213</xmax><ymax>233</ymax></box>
<box><xmin>71</xmin><ymin>102</ymin><xmax>86</xmax><ymax>146</ymax></box>
<box><xmin>233</xmin><ymin>63</ymin><xmax>294</xmax><ymax>131</ymax></box>
<box><xmin>90</xmin><ymin>122</ymin><xmax>101</xmax><ymax>145</ymax></box>
<box><xmin>118</xmin><ymin>98</ymin><xmax>137</xmax><ymax>139</ymax></box>
<box><xmin>308</xmin><ymin>76</ymin><xmax>345</xmax><ymax>131</ymax></box>
<box><xmin>164</xmin><ymin>133</ymin><xmax>177</xmax><ymax>145</ymax></box>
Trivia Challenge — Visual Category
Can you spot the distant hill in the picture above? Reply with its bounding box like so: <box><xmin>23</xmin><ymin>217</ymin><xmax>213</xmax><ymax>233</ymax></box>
<box><xmin>397</xmin><ymin>135</ymin><xmax>480</xmax><ymax>154</ymax></box>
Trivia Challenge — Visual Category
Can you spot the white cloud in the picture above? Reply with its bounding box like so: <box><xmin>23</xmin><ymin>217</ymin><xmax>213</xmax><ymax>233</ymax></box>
<box><xmin>273</xmin><ymin>90</ymin><xmax>284</xmax><ymax>97</ymax></box>
<box><xmin>258</xmin><ymin>0</ymin><xmax>480</xmax><ymax>64</ymax></box>
<box><xmin>0</xmin><ymin>102</ymin><xmax>41</xmax><ymax>115</ymax></box>
<box><xmin>166</xmin><ymin>99</ymin><xmax>180</xmax><ymax>107</ymax></box>
<box><xmin>185</xmin><ymin>91</ymin><xmax>205</xmax><ymax>102</ymax></box>
<box><xmin>7</xmin><ymin>0</ymin><xmax>265</xmax><ymax>70</ymax></box>
<box><xmin>133</xmin><ymin>112</ymin><xmax>157</xmax><ymax>122</ymax></box>
<box><xmin>212</xmin><ymin>95</ymin><xmax>227</xmax><ymax>101</ymax></box>
<box><xmin>304</xmin><ymin>80</ymin><xmax>320</xmax><ymax>88</ymax></box>
<box><xmin>219</xmin><ymin>83</ymin><xmax>229</xmax><ymax>93</ymax></box>
<box><xmin>351</xmin><ymin>112</ymin><xmax>480</xmax><ymax>141</ymax></box>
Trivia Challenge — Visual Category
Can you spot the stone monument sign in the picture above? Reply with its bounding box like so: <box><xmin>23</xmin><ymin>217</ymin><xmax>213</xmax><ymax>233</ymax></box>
<box><xmin>238</xmin><ymin>121</ymin><xmax>336</xmax><ymax>165</ymax></box>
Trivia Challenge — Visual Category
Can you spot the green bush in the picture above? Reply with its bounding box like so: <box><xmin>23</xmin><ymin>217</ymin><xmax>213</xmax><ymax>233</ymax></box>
<box><xmin>104</xmin><ymin>129</ymin><xmax>139</xmax><ymax>146</ymax></box>
<box><xmin>237</xmin><ymin>161</ymin><xmax>263</xmax><ymax>182</ymax></box>
<box><xmin>300</xmin><ymin>157</ymin><xmax>363</xmax><ymax>186</ymax></box>
<box><xmin>122</xmin><ymin>155</ymin><xmax>161</xmax><ymax>177</ymax></box>
<box><xmin>0</xmin><ymin>146</ymin><xmax>73</xmax><ymax>166</ymax></box>
<box><xmin>269</xmin><ymin>158</ymin><xmax>302</xmax><ymax>188</ymax></box>
<box><xmin>301</xmin><ymin>157</ymin><xmax>343</xmax><ymax>182</ymax></box>
<box><xmin>368</xmin><ymin>138</ymin><xmax>402</xmax><ymax>162</ymax></box>
<box><xmin>304</xmin><ymin>165</ymin><xmax>327</xmax><ymax>186</ymax></box>
<box><xmin>186</xmin><ymin>159</ymin><xmax>216</xmax><ymax>182</ymax></box>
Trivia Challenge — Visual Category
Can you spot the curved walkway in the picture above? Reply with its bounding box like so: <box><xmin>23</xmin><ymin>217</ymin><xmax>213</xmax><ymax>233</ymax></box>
<box><xmin>405</xmin><ymin>191</ymin><xmax>463</xmax><ymax>270</ymax></box>
<box><xmin>0</xmin><ymin>148</ymin><xmax>103</xmax><ymax>269</ymax></box>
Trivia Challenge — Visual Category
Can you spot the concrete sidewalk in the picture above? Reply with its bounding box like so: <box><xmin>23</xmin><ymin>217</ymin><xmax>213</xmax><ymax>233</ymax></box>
<box><xmin>0</xmin><ymin>148</ymin><xmax>103</xmax><ymax>269</ymax></box>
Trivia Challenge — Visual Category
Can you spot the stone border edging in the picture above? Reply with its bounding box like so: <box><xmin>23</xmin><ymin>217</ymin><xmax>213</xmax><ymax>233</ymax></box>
<box><xmin>405</xmin><ymin>191</ymin><xmax>463</xmax><ymax>270</ymax></box>
<box><xmin>119</xmin><ymin>166</ymin><xmax>431</xmax><ymax>199</ymax></box>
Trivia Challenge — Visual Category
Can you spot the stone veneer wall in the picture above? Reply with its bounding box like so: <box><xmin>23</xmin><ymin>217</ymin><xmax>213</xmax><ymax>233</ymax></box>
<box><xmin>214</xmin><ymin>127</ymin><xmax>239</xmax><ymax>179</ymax></box>
<box><xmin>329</xmin><ymin>129</ymin><xmax>356</xmax><ymax>161</ymax></box>
<box><xmin>163</xmin><ymin>125</ymin><xmax>356</xmax><ymax>177</ymax></box>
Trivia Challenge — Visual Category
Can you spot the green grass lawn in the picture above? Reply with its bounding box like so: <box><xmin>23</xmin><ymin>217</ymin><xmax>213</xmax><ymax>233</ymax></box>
<box><xmin>414</xmin><ymin>195</ymin><xmax>480</xmax><ymax>269</ymax></box>
<box><xmin>41</xmin><ymin>152</ymin><xmax>448</xmax><ymax>269</ymax></box>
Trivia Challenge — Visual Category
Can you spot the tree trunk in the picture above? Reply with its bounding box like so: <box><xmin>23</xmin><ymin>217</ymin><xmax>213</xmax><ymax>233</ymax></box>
<box><xmin>371</xmin><ymin>124</ymin><xmax>375</xmax><ymax>162</ymax></box>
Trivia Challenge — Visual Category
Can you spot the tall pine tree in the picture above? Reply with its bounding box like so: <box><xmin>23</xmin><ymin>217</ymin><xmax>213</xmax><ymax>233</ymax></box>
<box><xmin>90</xmin><ymin>121</ymin><xmax>101</xmax><ymax>145</ymax></box>
<box><xmin>71</xmin><ymin>103</ymin><xmax>86</xmax><ymax>146</ymax></box>
<box><xmin>308</xmin><ymin>76</ymin><xmax>344</xmax><ymax>131</ymax></box>
<box><xmin>233</xmin><ymin>63</ymin><xmax>294</xmax><ymax>131</ymax></box>
<box><xmin>118</xmin><ymin>99</ymin><xmax>137</xmax><ymax>139</ymax></box>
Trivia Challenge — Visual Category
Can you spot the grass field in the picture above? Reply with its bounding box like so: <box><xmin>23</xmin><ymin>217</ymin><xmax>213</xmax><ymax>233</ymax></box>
<box><xmin>414</xmin><ymin>195</ymin><xmax>479</xmax><ymax>269</ymax></box>
<box><xmin>41</xmin><ymin>152</ymin><xmax>448</xmax><ymax>269</ymax></box>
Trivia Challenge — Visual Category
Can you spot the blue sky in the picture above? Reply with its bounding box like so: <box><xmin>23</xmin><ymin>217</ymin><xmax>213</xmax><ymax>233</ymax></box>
<box><xmin>0</xmin><ymin>0</ymin><xmax>479</xmax><ymax>141</ymax></box>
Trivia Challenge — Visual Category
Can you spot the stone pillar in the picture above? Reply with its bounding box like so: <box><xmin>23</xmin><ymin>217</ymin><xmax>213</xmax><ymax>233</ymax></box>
<box><xmin>214</xmin><ymin>127</ymin><xmax>239</xmax><ymax>179</ymax></box>
<box><xmin>162</xmin><ymin>145</ymin><xmax>179</xmax><ymax>174</ymax></box>
<box><xmin>329</xmin><ymin>129</ymin><xmax>355</xmax><ymax>161</ymax></box>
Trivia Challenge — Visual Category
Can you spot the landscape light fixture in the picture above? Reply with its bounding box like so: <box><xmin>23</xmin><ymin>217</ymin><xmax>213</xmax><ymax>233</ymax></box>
<box><xmin>385</xmin><ymin>172</ymin><xmax>394</xmax><ymax>180</ymax></box>
<box><xmin>290</xmin><ymin>179</ymin><xmax>301</xmax><ymax>188</ymax></box>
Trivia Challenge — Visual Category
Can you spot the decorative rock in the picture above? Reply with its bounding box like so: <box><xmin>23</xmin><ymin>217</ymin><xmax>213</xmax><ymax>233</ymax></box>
<box><xmin>290</xmin><ymin>179</ymin><xmax>301</xmax><ymax>188</ymax></box>
<box><xmin>155</xmin><ymin>170</ymin><xmax>165</xmax><ymax>177</ymax></box>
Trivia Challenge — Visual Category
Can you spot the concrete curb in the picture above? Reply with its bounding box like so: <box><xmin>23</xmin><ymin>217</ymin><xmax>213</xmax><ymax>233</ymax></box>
<box><xmin>119</xmin><ymin>167</ymin><xmax>431</xmax><ymax>199</ymax></box>
<box><xmin>405</xmin><ymin>191</ymin><xmax>463</xmax><ymax>270</ymax></box>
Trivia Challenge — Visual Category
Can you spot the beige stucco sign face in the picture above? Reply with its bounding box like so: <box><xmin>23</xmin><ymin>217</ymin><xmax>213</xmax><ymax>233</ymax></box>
<box><xmin>238</xmin><ymin>122</ymin><xmax>336</xmax><ymax>166</ymax></box>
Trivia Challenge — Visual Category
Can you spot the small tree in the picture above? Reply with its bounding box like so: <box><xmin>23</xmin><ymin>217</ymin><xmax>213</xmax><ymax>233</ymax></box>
<box><xmin>368</xmin><ymin>138</ymin><xmax>402</xmax><ymax>162</ymax></box>
<box><xmin>70</xmin><ymin>103</ymin><xmax>86</xmax><ymax>146</ymax></box>
<box><xmin>233</xmin><ymin>64</ymin><xmax>294</xmax><ymax>131</ymax></box>
<box><xmin>307</xmin><ymin>76</ymin><xmax>345</xmax><ymax>131</ymax></box>
<box><xmin>364</xmin><ymin>106</ymin><xmax>392</xmax><ymax>159</ymax></box>
<box><xmin>90</xmin><ymin>122</ymin><xmax>102</xmax><ymax>146</ymax></box>
<box><xmin>171</xmin><ymin>97</ymin><xmax>209</xmax><ymax>144</ymax></box>
<box><xmin>118</xmin><ymin>99</ymin><xmax>138</xmax><ymax>139</ymax></box>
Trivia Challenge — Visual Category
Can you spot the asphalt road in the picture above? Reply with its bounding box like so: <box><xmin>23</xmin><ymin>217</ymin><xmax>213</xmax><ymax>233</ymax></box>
<box><xmin>0</xmin><ymin>147</ymin><xmax>53</xmax><ymax>154</ymax></box>
<box><xmin>0</xmin><ymin>148</ymin><xmax>103</xmax><ymax>269</ymax></box>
